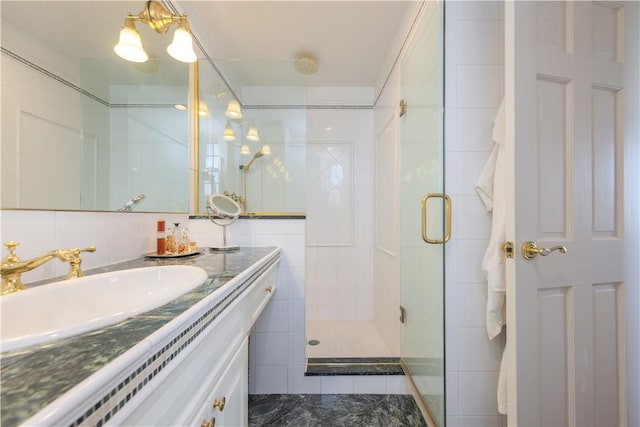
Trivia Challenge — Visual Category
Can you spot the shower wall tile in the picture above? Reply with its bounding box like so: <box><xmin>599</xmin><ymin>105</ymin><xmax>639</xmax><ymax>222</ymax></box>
<box><xmin>446</xmin><ymin>151</ymin><xmax>491</xmax><ymax>196</ymax></box>
<box><xmin>445</xmin><ymin>63</ymin><xmax>459</xmax><ymax>108</ymax></box>
<box><xmin>453</xmin><ymin>196</ymin><xmax>492</xmax><ymax>239</ymax></box>
<box><xmin>456</xmin><ymin>283</ymin><xmax>488</xmax><ymax>328</ymax></box>
<box><xmin>306</xmin><ymin>109</ymin><xmax>375</xmax><ymax>322</ymax></box>
<box><xmin>456</xmin><ymin>0</ymin><xmax>504</xmax><ymax>21</ymax></box>
<box><xmin>457</xmin><ymin>20</ymin><xmax>502</xmax><ymax>64</ymax></box>
<box><xmin>456</xmin><ymin>108</ymin><xmax>500</xmax><ymax>152</ymax></box>
<box><xmin>456</xmin><ymin>65</ymin><xmax>502</xmax><ymax>108</ymax></box>
<box><xmin>446</xmin><ymin>239</ymin><xmax>488</xmax><ymax>283</ymax></box>
<box><xmin>445</xmin><ymin>326</ymin><xmax>460</xmax><ymax>372</ymax></box>
<box><xmin>446</xmin><ymin>371</ymin><xmax>460</xmax><ymax>416</ymax></box>
<box><xmin>458</xmin><ymin>327</ymin><xmax>502</xmax><ymax>371</ymax></box>
<box><xmin>458</xmin><ymin>372</ymin><xmax>501</xmax><ymax>416</ymax></box>
<box><xmin>445</xmin><ymin>0</ymin><xmax>505</xmax><ymax>423</ymax></box>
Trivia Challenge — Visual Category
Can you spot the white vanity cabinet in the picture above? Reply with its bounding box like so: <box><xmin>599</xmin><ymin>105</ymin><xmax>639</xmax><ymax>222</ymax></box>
<box><xmin>116</xmin><ymin>259</ymin><xmax>278</xmax><ymax>427</ymax></box>
<box><xmin>196</xmin><ymin>337</ymin><xmax>248</xmax><ymax>427</ymax></box>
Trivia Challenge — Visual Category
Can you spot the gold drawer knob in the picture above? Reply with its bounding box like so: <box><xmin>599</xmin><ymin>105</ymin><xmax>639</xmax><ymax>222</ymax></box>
<box><xmin>265</xmin><ymin>286</ymin><xmax>273</xmax><ymax>293</ymax></box>
<box><xmin>212</xmin><ymin>396</ymin><xmax>226</xmax><ymax>411</ymax></box>
<box><xmin>201</xmin><ymin>417</ymin><xmax>215</xmax><ymax>427</ymax></box>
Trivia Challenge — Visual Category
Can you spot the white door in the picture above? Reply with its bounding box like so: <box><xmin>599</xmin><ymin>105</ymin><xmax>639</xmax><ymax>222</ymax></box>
<box><xmin>505</xmin><ymin>2</ymin><xmax>636</xmax><ymax>426</ymax></box>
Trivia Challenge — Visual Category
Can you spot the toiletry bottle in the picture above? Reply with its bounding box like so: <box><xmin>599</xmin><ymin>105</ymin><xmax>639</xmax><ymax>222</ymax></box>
<box><xmin>157</xmin><ymin>220</ymin><xmax>166</xmax><ymax>255</ymax></box>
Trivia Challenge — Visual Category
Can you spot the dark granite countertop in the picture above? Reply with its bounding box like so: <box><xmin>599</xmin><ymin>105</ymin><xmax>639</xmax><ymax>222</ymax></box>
<box><xmin>0</xmin><ymin>247</ymin><xmax>278</xmax><ymax>427</ymax></box>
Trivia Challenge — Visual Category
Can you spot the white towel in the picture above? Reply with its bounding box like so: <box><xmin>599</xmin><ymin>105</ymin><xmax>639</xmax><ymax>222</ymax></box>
<box><xmin>476</xmin><ymin>99</ymin><xmax>507</xmax><ymax>338</ymax></box>
<box><xmin>476</xmin><ymin>99</ymin><xmax>508</xmax><ymax>414</ymax></box>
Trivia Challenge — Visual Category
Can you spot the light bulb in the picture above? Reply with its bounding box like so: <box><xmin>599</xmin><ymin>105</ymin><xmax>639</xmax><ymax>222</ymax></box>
<box><xmin>225</xmin><ymin>100</ymin><xmax>242</xmax><ymax>119</ymax></box>
<box><xmin>246</xmin><ymin>126</ymin><xmax>260</xmax><ymax>142</ymax></box>
<box><xmin>198</xmin><ymin>101</ymin><xmax>210</xmax><ymax>117</ymax></box>
<box><xmin>167</xmin><ymin>27</ymin><xmax>197</xmax><ymax>63</ymax></box>
<box><xmin>114</xmin><ymin>20</ymin><xmax>148</xmax><ymax>63</ymax></box>
<box><xmin>261</xmin><ymin>144</ymin><xmax>271</xmax><ymax>155</ymax></box>
<box><xmin>241</xmin><ymin>144</ymin><xmax>251</xmax><ymax>155</ymax></box>
<box><xmin>223</xmin><ymin>120</ymin><xmax>236</xmax><ymax>141</ymax></box>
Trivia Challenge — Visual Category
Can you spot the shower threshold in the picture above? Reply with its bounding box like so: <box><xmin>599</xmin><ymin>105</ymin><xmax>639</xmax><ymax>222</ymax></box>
<box><xmin>305</xmin><ymin>357</ymin><xmax>403</xmax><ymax>376</ymax></box>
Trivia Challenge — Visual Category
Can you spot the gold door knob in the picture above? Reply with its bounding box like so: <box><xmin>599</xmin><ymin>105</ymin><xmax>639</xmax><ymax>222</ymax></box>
<box><xmin>201</xmin><ymin>417</ymin><xmax>215</xmax><ymax>427</ymax></box>
<box><xmin>265</xmin><ymin>286</ymin><xmax>273</xmax><ymax>293</ymax></box>
<box><xmin>521</xmin><ymin>241</ymin><xmax>567</xmax><ymax>259</ymax></box>
<box><xmin>212</xmin><ymin>396</ymin><xmax>226</xmax><ymax>411</ymax></box>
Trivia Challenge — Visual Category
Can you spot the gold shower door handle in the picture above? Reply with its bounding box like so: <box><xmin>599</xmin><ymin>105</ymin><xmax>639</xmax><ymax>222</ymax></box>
<box><xmin>421</xmin><ymin>193</ymin><xmax>452</xmax><ymax>244</ymax></box>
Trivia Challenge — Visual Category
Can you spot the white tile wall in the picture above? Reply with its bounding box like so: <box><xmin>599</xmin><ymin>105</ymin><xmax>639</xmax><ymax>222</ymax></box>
<box><xmin>0</xmin><ymin>210</ymin><xmax>188</xmax><ymax>283</ymax></box>
<box><xmin>444</xmin><ymin>2</ymin><xmax>506</xmax><ymax>426</ymax></box>
<box><xmin>193</xmin><ymin>217</ymin><xmax>405</xmax><ymax>395</ymax></box>
<box><xmin>305</xmin><ymin>109</ymin><xmax>375</xmax><ymax>322</ymax></box>
<box><xmin>189</xmin><ymin>217</ymin><xmax>307</xmax><ymax>394</ymax></box>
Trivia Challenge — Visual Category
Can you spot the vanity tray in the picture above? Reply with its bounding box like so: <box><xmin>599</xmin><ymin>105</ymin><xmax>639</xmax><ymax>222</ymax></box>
<box><xmin>144</xmin><ymin>249</ymin><xmax>202</xmax><ymax>259</ymax></box>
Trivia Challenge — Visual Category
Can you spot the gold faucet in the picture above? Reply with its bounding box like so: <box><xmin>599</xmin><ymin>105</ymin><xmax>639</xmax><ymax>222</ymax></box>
<box><xmin>1</xmin><ymin>241</ymin><xmax>96</xmax><ymax>295</ymax></box>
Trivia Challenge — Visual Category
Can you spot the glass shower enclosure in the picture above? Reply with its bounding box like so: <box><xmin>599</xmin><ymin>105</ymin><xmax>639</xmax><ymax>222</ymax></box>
<box><xmin>399</xmin><ymin>1</ymin><xmax>446</xmax><ymax>425</ymax></box>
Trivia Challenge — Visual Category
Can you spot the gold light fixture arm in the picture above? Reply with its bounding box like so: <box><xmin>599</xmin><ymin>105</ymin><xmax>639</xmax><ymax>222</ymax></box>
<box><xmin>130</xmin><ymin>1</ymin><xmax>182</xmax><ymax>34</ymax></box>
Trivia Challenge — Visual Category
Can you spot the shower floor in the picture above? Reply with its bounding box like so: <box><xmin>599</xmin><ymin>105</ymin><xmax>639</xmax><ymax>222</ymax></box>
<box><xmin>305</xmin><ymin>320</ymin><xmax>395</xmax><ymax>358</ymax></box>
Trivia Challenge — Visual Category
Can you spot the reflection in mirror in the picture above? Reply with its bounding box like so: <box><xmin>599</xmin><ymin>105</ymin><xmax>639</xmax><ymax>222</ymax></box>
<box><xmin>1</xmin><ymin>1</ymin><xmax>191</xmax><ymax>212</ymax></box>
<box><xmin>197</xmin><ymin>59</ymin><xmax>308</xmax><ymax>214</ymax></box>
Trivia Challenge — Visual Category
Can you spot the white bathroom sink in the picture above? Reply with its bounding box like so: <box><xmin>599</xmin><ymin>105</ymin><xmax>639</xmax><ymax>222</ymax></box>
<box><xmin>0</xmin><ymin>265</ymin><xmax>208</xmax><ymax>353</ymax></box>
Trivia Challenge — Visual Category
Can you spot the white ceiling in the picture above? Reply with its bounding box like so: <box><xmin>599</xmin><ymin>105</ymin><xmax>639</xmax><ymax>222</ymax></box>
<box><xmin>1</xmin><ymin>1</ymin><xmax>419</xmax><ymax>103</ymax></box>
<box><xmin>176</xmin><ymin>1</ymin><xmax>417</xmax><ymax>89</ymax></box>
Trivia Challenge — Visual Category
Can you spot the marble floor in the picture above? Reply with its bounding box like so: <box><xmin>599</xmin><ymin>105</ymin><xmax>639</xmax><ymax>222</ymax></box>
<box><xmin>248</xmin><ymin>394</ymin><xmax>427</xmax><ymax>427</ymax></box>
<box><xmin>305</xmin><ymin>320</ymin><xmax>395</xmax><ymax>358</ymax></box>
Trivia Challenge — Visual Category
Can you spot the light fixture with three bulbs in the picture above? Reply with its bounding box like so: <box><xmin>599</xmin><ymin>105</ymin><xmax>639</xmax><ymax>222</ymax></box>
<box><xmin>114</xmin><ymin>1</ymin><xmax>197</xmax><ymax>64</ymax></box>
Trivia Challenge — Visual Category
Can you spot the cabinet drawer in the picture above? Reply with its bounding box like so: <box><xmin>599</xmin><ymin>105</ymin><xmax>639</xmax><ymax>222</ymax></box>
<box><xmin>193</xmin><ymin>337</ymin><xmax>248</xmax><ymax>427</ymax></box>
<box><xmin>246</xmin><ymin>261</ymin><xmax>278</xmax><ymax>324</ymax></box>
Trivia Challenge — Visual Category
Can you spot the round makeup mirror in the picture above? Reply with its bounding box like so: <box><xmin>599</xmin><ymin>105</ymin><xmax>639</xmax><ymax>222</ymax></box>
<box><xmin>206</xmin><ymin>194</ymin><xmax>241</xmax><ymax>251</ymax></box>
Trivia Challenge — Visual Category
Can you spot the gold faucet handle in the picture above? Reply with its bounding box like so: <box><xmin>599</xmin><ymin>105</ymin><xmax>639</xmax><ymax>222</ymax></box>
<box><xmin>65</xmin><ymin>245</ymin><xmax>96</xmax><ymax>279</ymax></box>
<box><xmin>76</xmin><ymin>246</ymin><xmax>97</xmax><ymax>255</ymax></box>
<box><xmin>3</xmin><ymin>241</ymin><xmax>20</xmax><ymax>263</ymax></box>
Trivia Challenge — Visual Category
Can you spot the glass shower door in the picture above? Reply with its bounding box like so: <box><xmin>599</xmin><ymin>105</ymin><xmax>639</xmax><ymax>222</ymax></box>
<box><xmin>399</xmin><ymin>1</ymin><xmax>445</xmax><ymax>425</ymax></box>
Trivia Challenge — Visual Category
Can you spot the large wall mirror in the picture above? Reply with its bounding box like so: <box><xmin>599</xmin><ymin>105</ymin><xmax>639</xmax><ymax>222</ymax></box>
<box><xmin>1</xmin><ymin>1</ymin><xmax>191</xmax><ymax>212</ymax></box>
<box><xmin>1</xmin><ymin>1</ymin><xmax>308</xmax><ymax>215</ymax></box>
